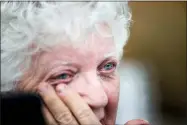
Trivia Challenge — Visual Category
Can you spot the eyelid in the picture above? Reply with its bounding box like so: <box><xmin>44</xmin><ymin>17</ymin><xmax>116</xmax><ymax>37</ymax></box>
<box><xmin>98</xmin><ymin>59</ymin><xmax>117</xmax><ymax>71</ymax></box>
<box><xmin>49</xmin><ymin>71</ymin><xmax>74</xmax><ymax>85</ymax></box>
<box><xmin>44</xmin><ymin>66</ymin><xmax>77</xmax><ymax>81</ymax></box>
<box><xmin>98</xmin><ymin>57</ymin><xmax>118</xmax><ymax>66</ymax></box>
<box><xmin>51</xmin><ymin>70</ymin><xmax>73</xmax><ymax>78</ymax></box>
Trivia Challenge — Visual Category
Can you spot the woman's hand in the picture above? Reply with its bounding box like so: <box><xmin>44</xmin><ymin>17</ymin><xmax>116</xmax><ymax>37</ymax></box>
<box><xmin>38</xmin><ymin>82</ymin><xmax>101</xmax><ymax>125</ymax></box>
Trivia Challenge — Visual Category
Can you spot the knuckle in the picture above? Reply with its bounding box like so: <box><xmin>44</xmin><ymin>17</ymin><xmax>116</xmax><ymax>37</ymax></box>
<box><xmin>77</xmin><ymin>109</ymin><xmax>91</xmax><ymax>119</ymax></box>
<box><xmin>55</xmin><ymin>111</ymin><xmax>73</xmax><ymax>125</ymax></box>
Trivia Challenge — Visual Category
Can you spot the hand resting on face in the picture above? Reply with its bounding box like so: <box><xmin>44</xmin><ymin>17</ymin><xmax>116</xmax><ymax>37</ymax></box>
<box><xmin>38</xmin><ymin>81</ymin><xmax>149</xmax><ymax>125</ymax></box>
<box><xmin>1</xmin><ymin>1</ymin><xmax>150</xmax><ymax>125</ymax></box>
<box><xmin>38</xmin><ymin>82</ymin><xmax>101</xmax><ymax>125</ymax></box>
<box><xmin>38</xmin><ymin>82</ymin><xmax>149</xmax><ymax>125</ymax></box>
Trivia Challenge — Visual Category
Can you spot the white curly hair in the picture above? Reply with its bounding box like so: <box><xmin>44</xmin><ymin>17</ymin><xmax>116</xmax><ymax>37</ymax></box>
<box><xmin>1</xmin><ymin>1</ymin><xmax>132</xmax><ymax>91</ymax></box>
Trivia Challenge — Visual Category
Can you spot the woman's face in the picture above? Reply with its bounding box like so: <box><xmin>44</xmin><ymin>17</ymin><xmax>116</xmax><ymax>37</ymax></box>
<box><xmin>19</xmin><ymin>32</ymin><xmax>120</xmax><ymax>123</ymax></box>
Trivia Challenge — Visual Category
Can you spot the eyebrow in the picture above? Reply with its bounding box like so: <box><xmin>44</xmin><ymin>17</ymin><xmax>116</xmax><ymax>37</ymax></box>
<box><xmin>47</xmin><ymin>61</ymin><xmax>76</xmax><ymax>71</ymax></box>
<box><xmin>104</xmin><ymin>52</ymin><xmax>117</xmax><ymax>59</ymax></box>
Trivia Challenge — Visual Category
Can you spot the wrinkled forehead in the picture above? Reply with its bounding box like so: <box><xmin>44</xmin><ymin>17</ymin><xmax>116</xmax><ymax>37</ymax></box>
<box><xmin>72</xmin><ymin>31</ymin><xmax>116</xmax><ymax>53</ymax></box>
<box><xmin>39</xmin><ymin>32</ymin><xmax>118</xmax><ymax>67</ymax></box>
<box><xmin>54</xmin><ymin>31</ymin><xmax>116</xmax><ymax>57</ymax></box>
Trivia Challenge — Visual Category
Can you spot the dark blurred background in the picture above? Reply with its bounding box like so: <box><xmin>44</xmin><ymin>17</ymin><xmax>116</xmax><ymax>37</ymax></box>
<box><xmin>123</xmin><ymin>1</ymin><xmax>186</xmax><ymax>125</ymax></box>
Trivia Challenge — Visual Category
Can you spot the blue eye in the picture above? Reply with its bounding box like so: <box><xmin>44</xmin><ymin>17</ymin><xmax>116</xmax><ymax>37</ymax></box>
<box><xmin>103</xmin><ymin>63</ymin><xmax>115</xmax><ymax>70</ymax></box>
<box><xmin>57</xmin><ymin>73</ymin><xmax>69</xmax><ymax>79</ymax></box>
<box><xmin>49</xmin><ymin>71</ymin><xmax>74</xmax><ymax>84</ymax></box>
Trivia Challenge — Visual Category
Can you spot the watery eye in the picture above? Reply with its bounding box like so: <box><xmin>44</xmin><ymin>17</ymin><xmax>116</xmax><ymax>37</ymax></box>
<box><xmin>48</xmin><ymin>71</ymin><xmax>74</xmax><ymax>85</ymax></box>
<box><xmin>57</xmin><ymin>73</ymin><xmax>71</xmax><ymax>79</ymax></box>
<box><xmin>103</xmin><ymin>62</ymin><xmax>115</xmax><ymax>71</ymax></box>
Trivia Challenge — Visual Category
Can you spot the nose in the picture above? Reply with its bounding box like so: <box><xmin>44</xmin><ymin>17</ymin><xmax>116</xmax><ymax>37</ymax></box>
<box><xmin>83</xmin><ymin>85</ymin><xmax>108</xmax><ymax>108</ymax></box>
<box><xmin>77</xmin><ymin>71</ymin><xmax>108</xmax><ymax>108</ymax></box>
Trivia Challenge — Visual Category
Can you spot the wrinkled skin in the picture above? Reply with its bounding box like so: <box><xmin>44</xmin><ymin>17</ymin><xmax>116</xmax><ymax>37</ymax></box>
<box><xmin>17</xmin><ymin>32</ymin><xmax>149</xmax><ymax>125</ymax></box>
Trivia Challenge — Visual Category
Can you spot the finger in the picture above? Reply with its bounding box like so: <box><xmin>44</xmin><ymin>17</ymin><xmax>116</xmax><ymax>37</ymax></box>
<box><xmin>56</xmin><ymin>84</ymin><xmax>101</xmax><ymax>125</ymax></box>
<box><xmin>42</xmin><ymin>106</ymin><xmax>58</xmax><ymax>125</ymax></box>
<box><xmin>38</xmin><ymin>82</ymin><xmax>79</xmax><ymax>125</ymax></box>
<box><xmin>125</xmin><ymin>119</ymin><xmax>149</xmax><ymax>125</ymax></box>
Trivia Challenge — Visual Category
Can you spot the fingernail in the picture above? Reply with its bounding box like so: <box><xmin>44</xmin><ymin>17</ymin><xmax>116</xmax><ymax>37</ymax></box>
<box><xmin>125</xmin><ymin>119</ymin><xmax>149</xmax><ymax>125</ymax></box>
<box><xmin>56</xmin><ymin>84</ymin><xmax>67</xmax><ymax>94</ymax></box>
<box><xmin>142</xmin><ymin>119</ymin><xmax>149</xmax><ymax>123</ymax></box>
<box><xmin>140</xmin><ymin>119</ymin><xmax>149</xmax><ymax>125</ymax></box>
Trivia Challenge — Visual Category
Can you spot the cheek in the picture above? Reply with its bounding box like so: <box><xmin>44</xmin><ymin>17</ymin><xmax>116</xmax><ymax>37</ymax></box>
<box><xmin>102</xmin><ymin>75</ymin><xmax>120</xmax><ymax>123</ymax></box>
<box><xmin>103</xmin><ymin>76</ymin><xmax>120</xmax><ymax>107</ymax></box>
<box><xmin>68</xmin><ymin>78</ymin><xmax>85</xmax><ymax>92</ymax></box>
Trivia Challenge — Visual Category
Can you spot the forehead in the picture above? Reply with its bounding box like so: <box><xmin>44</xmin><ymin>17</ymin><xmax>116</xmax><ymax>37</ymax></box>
<box><xmin>39</xmin><ymin>33</ymin><xmax>117</xmax><ymax>67</ymax></box>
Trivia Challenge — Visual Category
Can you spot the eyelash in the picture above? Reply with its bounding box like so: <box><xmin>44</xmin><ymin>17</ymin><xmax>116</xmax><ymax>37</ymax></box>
<box><xmin>49</xmin><ymin>60</ymin><xmax>117</xmax><ymax>84</ymax></box>
<box><xmin>98</xmin><ymin>61</ymin><xmax>117</xmax><ymax>79</ymax></box>
<box><xmin>49</xmin><ymin>71</ymin><xmax>75</xmax><ymax>84</ymax></box>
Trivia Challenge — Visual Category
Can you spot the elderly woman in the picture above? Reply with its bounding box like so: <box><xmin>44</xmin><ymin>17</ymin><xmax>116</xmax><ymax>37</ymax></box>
<box><xmin>1</xmin><ymin>1</ymin><xmax>149</xmax><ymax>125</ymax></box>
